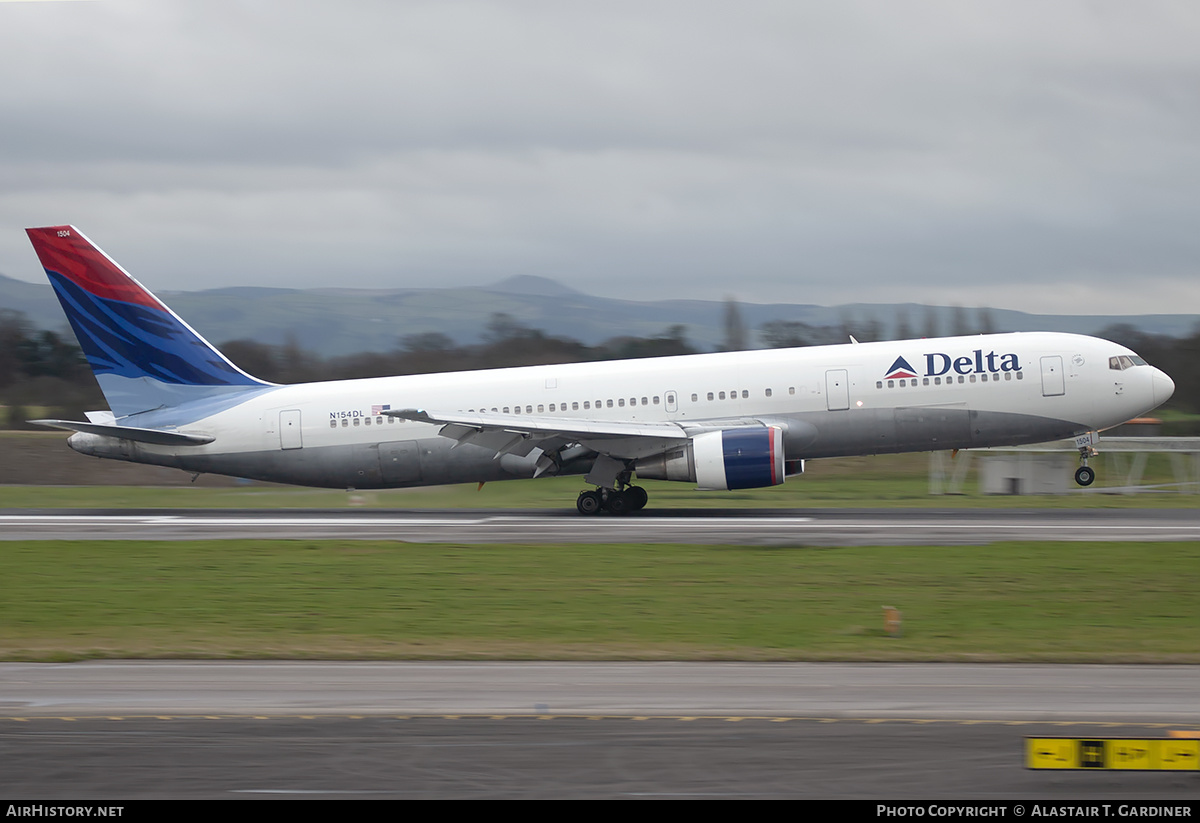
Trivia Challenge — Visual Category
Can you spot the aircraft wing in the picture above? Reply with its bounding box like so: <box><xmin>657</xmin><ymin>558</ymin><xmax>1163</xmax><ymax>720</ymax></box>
<box><xmin>391</xmin><ymin>408</ymin><xmax>688</xmax><ymax>441</ymax></box>
<box><xmin>385</xmin><ymin>407</ymin><xmax>694</xmax><ymax>474</ymax></box>
<box><xmin>388</xmin><ymin>406</ymin><xmax>797</xmax><ymax>488</ymax></box>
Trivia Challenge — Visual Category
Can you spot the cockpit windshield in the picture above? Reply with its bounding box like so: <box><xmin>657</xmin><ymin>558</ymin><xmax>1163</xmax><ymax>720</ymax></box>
<box><xmin>1109</xmin><ymin>355</ymin><xmax>1148</xmax><ymax>370</ymax></box>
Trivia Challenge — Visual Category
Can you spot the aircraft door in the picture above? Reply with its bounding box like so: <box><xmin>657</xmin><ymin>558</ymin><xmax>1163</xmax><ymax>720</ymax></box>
<box><xmin>826</xmin><ymin>369</ymin><xmax>850</xmax><ymax>411</ymax></box>
<box><xmin>1040</xmin><ymin>356</ymin><xmax>1065</xmax><ymax>397</ymax></box>
<box><xmin>664</xmin><ymin>390</ymin><xmax>678</xmax><ymax>413</ymax></box>
<box><xmin>279</xmin><ymin>410</ymin><xmax>303</xmax><ymax>449</ymax></box>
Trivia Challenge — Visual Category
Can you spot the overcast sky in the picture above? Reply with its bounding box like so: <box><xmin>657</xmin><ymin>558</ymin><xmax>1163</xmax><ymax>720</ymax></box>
<box><xmin>2</xmin><ymin>0</ymin><xmax>1199</xmax><ymax>316</ymax></box>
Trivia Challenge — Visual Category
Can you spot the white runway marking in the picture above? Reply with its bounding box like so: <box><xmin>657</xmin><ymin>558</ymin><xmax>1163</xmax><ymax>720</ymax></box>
<box><xmin>3</xmin><ymin>511</ymin><xmax>1198</xmax><ymax>545</ymax></box>
<box><xmin>1</xmin><ymin>513</ymin><xmax>1196</xmax><ymax>530</ymax></box>
<box><xmin>0</xmin><ymin>514</ymin><xmax>471</xmax><ymax>526</ymax></box>
<box><xmin>1</xmin><ymin>514</ymin><xmax>818</xmax><ymax>527</ymax></box>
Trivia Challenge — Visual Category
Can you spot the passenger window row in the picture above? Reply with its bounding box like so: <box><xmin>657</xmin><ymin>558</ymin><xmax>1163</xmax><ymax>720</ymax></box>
<box><xmin>876</xmin><ymin>372</ymin><xmax>1024</xmax><ymax>389</ymax></box>
<box><xmin>328</xmin><ymin>384</ymin><xmax>804</xmax><ymax>428</ymax></box>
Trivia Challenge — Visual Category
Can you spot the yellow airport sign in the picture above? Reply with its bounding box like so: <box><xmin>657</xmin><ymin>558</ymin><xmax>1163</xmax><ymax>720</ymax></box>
<box><xmin>1026</xmin><ymin>737</ymin><xmax>1200</xmax><ymax>770</ymax></box>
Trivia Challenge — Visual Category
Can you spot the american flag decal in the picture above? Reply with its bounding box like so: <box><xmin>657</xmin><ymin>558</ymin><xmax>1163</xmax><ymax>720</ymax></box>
<box><xmin>372</xmin><ymin>404</ymin><xmax>391</xmax><ymax>415</ymax></box>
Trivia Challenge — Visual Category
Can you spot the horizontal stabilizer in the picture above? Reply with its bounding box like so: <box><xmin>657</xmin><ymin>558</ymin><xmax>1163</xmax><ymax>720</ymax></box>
<box><xmin>30</xmin><ymin>419</ymin><xmax>215</xmax><ymax>446</ymax></box>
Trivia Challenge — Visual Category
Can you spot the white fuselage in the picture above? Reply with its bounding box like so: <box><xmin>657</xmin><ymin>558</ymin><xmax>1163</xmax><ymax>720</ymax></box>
<box><xmin>68</xmin><ymin>332</ymin><xmax>1173</xmax><ymax>489</ymax></box>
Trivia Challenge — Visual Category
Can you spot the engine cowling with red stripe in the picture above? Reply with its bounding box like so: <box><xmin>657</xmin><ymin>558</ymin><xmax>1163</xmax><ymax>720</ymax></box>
<box><xmin>633</xmin><ymin>426</ymin><xmax>786</xmax><ymax>490</ymax></box>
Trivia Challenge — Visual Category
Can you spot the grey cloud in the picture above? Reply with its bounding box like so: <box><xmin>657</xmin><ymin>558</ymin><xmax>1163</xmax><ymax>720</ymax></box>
<box><xmin>0</xmin><ymin>1</ymin><xmax>1198</xmax><ymax>315</ymax></box>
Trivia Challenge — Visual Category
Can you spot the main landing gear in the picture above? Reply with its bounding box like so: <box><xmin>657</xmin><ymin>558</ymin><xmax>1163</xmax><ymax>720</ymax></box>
<box><xmin>576</xmin><ymin>485</ymin><xmax>648</xmax><ymax>516</ymax></box>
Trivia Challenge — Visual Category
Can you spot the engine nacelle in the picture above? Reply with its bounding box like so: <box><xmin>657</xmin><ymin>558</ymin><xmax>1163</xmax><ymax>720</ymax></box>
<box><xmin>634</xmin><ymin>426</ymin><xmax>786</xmax><ymax>490</ymax></box>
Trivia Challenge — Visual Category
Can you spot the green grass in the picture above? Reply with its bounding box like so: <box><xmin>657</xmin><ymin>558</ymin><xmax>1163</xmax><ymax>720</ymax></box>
<box><xmin>1</xmin><ymin>539</ymin><xmax>1197</xmax><ymax>662</ymax></box>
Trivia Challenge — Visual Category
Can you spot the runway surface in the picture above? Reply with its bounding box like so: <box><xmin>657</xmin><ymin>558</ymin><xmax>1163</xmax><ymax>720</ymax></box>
<box><xmin>3</xmin><ymin>507</ymin><xmax>1200</xmax><ymax>544</ymax></box>
<box><xmin>4</xmin><ymin>661</ymin><xmax>1199</xmax><ymax>721</ymax></box>
<box><xmin>2</xmin><ymin>662</ymin><xmax>1198</xmax><ymax>799</ymax></box>
<box><xmin>6</xmin><ymin>716</ymin><xmax>1199</xmax><ymax>799</ymax></box>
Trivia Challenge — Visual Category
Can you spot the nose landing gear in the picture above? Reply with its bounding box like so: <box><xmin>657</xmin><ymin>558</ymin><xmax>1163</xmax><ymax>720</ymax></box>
<box><xmin>1075</xmin><ymin>432</ymin><xmax>1098</xmax><ymax>487</ymax></box>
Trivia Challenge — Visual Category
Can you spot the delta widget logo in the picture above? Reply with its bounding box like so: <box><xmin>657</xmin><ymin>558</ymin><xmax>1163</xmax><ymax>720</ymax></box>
<box><xmin>884</xmin><ymin>356</ymin><xmax>918</xmax><ymax>380</ymax></box>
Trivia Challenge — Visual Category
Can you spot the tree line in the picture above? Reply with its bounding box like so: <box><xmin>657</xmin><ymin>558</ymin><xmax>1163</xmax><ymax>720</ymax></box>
<box><xmin>2</xmin><ymin>307</ymin><xmax>1196</xmax><ymax>428</ymax></box>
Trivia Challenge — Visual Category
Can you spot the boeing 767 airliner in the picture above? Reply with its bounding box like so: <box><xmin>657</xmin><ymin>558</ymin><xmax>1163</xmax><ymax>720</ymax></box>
<box><xmin>26</xmin><ymin>226</ymin><xmax>1175</xmax><ymax>514</ymax></box>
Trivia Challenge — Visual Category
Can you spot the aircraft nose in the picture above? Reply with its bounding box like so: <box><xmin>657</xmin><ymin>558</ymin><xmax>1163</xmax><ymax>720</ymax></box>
<box><xmin>1152</xmin><ymin>368</ymin><xmax>1175</xmax><ymax>408</ymax></box>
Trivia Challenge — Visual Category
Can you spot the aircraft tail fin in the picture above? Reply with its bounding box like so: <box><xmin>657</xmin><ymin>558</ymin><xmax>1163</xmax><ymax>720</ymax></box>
<box><xmin>25</xmin><ymin>226</ymin><xmax>273</xmax><ymax>418</ymax></box>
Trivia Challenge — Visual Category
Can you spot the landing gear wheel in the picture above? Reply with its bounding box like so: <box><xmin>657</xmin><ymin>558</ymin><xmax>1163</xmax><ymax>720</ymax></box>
<box><xmin>607</xmin><ymin>492</ymin><xmax>630</xmax><ymax>515</ymax></box>
<box><xmin>625</xmin><ymin>485</ymin><xmax>648</xmax><ymax>511</ymax></box>
<box><xmin>576</xmin><ymin>490</ymin><xmax>603</xmax><ymax>515</ymax></box>
<box><xmin>1074</xmin><ymin>466</ymin><xmax>1096</xmax><ymax>487</ymax></box>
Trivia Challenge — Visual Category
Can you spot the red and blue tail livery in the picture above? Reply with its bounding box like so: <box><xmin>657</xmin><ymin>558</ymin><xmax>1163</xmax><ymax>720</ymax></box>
<box><xmin>26</xmin><ymin>226</ymin><xmax>271</xmax><ymax>418</ymax></box>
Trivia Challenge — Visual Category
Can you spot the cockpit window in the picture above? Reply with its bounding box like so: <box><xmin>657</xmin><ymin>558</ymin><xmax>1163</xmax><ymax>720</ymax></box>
<box><xmin>1110</xmin><ymin>355</ymin><xmax>1148</xmax><ymax>370</ymax></box>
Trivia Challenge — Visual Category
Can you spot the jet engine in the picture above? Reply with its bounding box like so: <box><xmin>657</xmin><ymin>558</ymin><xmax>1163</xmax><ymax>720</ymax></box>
<box><xmin>633</xmin><ymin>426</ymin><xmax>786</xmax><ymax>490</ymax></box>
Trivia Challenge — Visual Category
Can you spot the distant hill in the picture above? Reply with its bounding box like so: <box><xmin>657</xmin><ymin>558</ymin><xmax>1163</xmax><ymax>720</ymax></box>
<box><xmin>0</xmin><ymin>272</ymin><xmax>74</xmax><ymax>331</ymax></box>
<box><xmin>485</xmin><ymin>274</ymin><xmax>585</xmax><ymax>298</ymax></box>
<box><xmin>1</xmin><ymin>269</ymin><xmax>1196</xmax><ymax>355</ymax></box>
